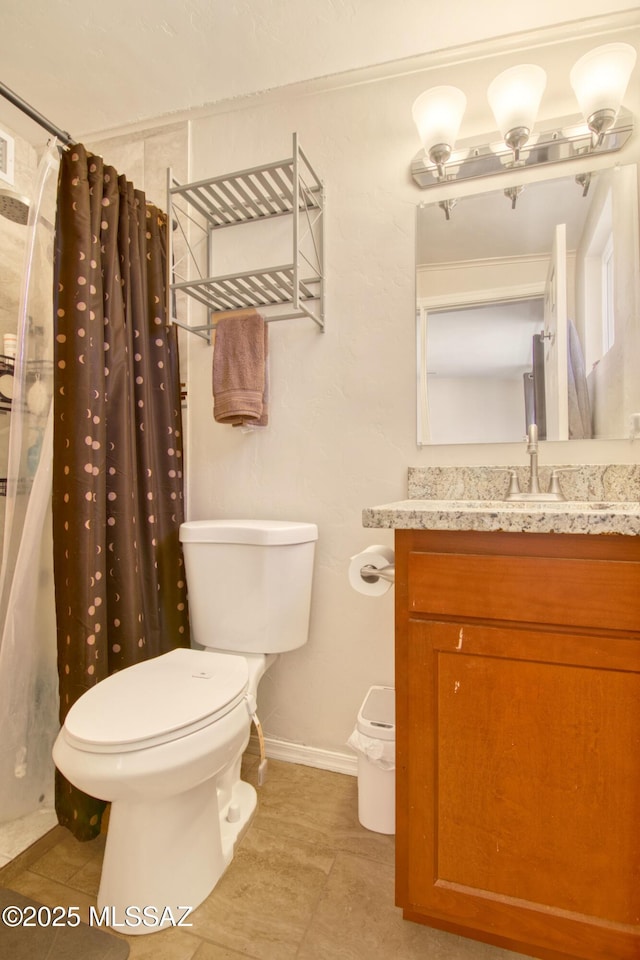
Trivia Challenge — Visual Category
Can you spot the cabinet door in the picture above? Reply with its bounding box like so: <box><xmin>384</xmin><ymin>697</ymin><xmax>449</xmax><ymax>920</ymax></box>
<box><xmin>398</xmin><ymin>618</ymin><xmax>640</xmax><ymax>960</ymax></box>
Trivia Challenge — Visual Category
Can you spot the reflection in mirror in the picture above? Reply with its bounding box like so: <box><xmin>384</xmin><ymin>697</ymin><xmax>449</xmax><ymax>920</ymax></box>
<box><xmin>416</xmin><ymin>163</ymin><xmax>639</xmax><ymax>445</ymax></box>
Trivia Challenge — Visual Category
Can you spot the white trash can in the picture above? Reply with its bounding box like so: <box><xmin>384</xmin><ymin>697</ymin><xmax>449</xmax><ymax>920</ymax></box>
<box><xmin>347</xmin><ymin>685</ymin><xmax>395</xmax><ymax>835</ymax></box>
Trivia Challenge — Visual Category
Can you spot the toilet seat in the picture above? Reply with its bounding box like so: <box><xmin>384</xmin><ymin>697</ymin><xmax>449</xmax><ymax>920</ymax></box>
<box><xmin>62</xmin><ymin>648</ymin><xmax>249</xmax><ymax>754</ymax></box>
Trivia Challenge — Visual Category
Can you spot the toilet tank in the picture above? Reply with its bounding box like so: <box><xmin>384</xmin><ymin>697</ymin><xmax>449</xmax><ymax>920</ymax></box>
<box><xmin>179</xmin><ymin>520</ymin><xmax>318</xmax><ymax>654</ymax></box>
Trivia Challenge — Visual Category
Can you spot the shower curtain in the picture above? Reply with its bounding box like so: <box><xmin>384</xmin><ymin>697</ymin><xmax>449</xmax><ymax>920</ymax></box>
<box><xmin>53</xmin><ymin>144</ymin><xmax>190</xmax><ymax>840</ymax></box>
<box><xmin>0</xmin><ymin>141</ymin><xmax>60</xmax><ymax>824</ymax></box>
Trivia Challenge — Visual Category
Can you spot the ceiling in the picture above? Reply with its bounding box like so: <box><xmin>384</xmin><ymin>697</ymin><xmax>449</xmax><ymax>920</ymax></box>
<box><xmin>0</xmin><ymin>0</ymin><xmax>631</xmax><ymax>146</ymax></box>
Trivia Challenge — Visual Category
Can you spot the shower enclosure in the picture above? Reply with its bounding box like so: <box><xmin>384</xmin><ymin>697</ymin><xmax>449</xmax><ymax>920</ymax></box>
<box><xmin>0</xmin><ymin>136</ymin><xmax>60</xmax><ymax>855</ymax></box>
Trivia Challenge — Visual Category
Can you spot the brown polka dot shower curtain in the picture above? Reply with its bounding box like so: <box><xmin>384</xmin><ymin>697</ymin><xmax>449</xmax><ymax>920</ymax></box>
<box><xmin>52</xmin><ymin>144</ymin><xmax>190</xmax><ymax>840</ymax></box>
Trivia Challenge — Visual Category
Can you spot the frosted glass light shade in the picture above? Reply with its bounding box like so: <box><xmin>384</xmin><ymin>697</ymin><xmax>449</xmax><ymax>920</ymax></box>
<box><xmin>412</xmin><ymin>86</ymin><xmax>467</xmax><ymax>151</ymax></box>
<box><xmin>487</xmin><ymin>64</ymin><xmax>547</xmax><ymax>137</ymax></box>
<box><xmin>570</xmin><ymin>43</ymin><xmax>637</xmax><ymax>123</ymax></box>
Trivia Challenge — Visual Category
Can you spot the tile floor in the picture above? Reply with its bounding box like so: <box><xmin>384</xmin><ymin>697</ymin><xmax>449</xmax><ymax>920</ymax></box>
<box><xmin>0</xmin><ymin>757</ymin><xmax>528</xmax><ymax>960</ymax></box>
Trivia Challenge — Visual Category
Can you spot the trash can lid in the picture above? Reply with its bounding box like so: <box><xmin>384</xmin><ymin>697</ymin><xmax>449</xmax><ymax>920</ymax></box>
<box><xmin>356</xmin><ymin>685</ymin><xmax>395</xmax><ymax>741</ymax></box>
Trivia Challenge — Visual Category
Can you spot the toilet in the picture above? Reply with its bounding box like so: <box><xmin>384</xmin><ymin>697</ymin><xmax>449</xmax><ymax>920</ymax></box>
<box><xmin>52</xmin><ymin>519</ymin><xmax>317</xmax><ymax>935</ymax></box>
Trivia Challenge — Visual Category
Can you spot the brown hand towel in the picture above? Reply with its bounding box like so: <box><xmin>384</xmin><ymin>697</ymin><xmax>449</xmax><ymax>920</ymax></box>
<box><xmin>212</xmin><ymin>311</ymin><xmax>268</xmax><ymax>426</ymax></box>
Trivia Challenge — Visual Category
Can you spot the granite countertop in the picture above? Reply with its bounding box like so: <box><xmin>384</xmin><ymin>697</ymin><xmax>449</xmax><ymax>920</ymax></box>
<box><xmin>362</xmin><ymin>497</ymin><xmax>640</xmax><ymax>536</ymax></box>
<box><xmin>363</xmin><ymin>465</ymin><xmax>640</xmax><ymax>536</ymax></box>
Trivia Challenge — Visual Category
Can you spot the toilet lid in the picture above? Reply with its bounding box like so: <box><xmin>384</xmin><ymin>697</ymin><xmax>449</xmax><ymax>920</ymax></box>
<box><xmin>63</xmin><ymin>648</ymin><xmax>249</xmax><ymax>753</ymax></box>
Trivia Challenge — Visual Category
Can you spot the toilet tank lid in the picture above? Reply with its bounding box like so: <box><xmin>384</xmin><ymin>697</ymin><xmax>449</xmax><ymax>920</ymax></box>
<box><xmin>180</xmin><ymin>519</ymin><xmax>318</xmax><ymax>546</ymax></box>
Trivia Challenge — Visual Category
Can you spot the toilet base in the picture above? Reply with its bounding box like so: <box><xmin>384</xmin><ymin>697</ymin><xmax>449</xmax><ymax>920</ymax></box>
<box><xmin>98</xmin><ymin>777</ymin><xmax>257</xmax><ymax>936</ymax></box>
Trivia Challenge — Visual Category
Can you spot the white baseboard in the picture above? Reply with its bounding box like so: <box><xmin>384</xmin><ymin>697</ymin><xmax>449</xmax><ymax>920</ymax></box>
<box><xmin>247</xmin><ymin>735</ymin><xmax>357</xmax><ymax>776</ymax></box>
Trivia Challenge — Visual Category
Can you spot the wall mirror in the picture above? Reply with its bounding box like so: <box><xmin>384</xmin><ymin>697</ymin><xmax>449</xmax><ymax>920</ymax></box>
<box><xmin>416</xmin><ymin>162</ymin><xmax>639</xmax><ymax>445</ymax></box>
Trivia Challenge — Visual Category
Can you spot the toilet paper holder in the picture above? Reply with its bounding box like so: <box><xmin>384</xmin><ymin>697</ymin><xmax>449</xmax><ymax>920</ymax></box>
<box><xmin>360</xmin><ymin>562</ymin><xmax>395</xmax><ymax>585</ymax></box>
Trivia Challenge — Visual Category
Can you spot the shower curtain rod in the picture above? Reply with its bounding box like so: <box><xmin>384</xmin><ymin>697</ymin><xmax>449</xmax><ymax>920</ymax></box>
<box><xmin>0</xmin><ymin>80</ymin><xmax>74</xmax><ymax>146</ymax></box>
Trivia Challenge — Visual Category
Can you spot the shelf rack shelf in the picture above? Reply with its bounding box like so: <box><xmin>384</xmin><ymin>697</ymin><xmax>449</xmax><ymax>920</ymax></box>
<box><xmin>167</xmin><ymin>133</ymin><xmax>324</xmax><ymax>343</ymax></box>
<box><xmin>0</xmin><ymin>353</ymin><xmax>15</xmax><ymax>413</ymax></box>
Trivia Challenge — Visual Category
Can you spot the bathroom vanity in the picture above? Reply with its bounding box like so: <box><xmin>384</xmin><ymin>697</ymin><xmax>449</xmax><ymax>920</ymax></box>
<box><xmin>364</xmin><ymin>467</ymin><xmax>640</xmax><ymax>960</ymax></box>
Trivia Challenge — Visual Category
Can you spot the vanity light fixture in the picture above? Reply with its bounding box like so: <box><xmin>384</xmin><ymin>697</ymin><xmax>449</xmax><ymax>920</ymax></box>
<box><xmin>487</xmin><ymin>64</ymin><xmax>547</xmax><ymax>162</ymax></box>
<box><xmin>411</xmin><ymin>42</ymin><xmax>636</xmax><ymax>194</ymax></box>
<box><xmin>411</xmin><ymin>85</ymin><xmax>467</xmax><ymax>178</ymax></box>
<box><xmin>570</xmin><ymin>43</ymin><xmax>637</xmax><ymax>144</ymax></box>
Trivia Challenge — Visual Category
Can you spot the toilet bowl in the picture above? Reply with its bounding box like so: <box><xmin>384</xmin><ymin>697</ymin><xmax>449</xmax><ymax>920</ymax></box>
<box><xmin>53</xmin><ymin>519</ymin><xmax>317</xmax><ymax>935</ymax></box>
<box><xmin>53</xmin><ymin>647</ymin><xmax>268</xmax><ymax>929</ymax></box>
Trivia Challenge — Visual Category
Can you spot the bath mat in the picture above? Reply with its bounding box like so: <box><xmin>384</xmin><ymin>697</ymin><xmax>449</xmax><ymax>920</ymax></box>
<box><xmin>0</xmin><ymin>887</ymin><xmax>129</xmax><ymax>959</ymax></box>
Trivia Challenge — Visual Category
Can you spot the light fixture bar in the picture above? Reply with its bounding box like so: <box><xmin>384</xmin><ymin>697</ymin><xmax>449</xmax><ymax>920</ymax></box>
<box><xmin>410</xmin><ymin>111</ymin><xmax>632</xmax><ymax>189</ymax></box>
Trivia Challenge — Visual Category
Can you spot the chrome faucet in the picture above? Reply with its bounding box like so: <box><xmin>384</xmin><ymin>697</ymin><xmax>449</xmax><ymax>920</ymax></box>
<box><xmin>504</xmin><ymin>423</ymin><xmax>567</xmax><ymax>502</ymax></box>
<box><xmin>526</xmin><ymin>423</ymin><xmax>541</xmax><ymax>495</ymax></box>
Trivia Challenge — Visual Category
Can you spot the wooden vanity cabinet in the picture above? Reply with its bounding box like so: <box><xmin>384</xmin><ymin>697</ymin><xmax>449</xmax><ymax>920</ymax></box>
<box><xmin>394</xmin><ymin>528</ymin><xmax>640</xmax><ymax>960</ymax></box>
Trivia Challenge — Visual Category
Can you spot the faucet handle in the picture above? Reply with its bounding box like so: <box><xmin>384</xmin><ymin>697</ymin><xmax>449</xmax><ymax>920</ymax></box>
<box><xmin>484</xmin><ymin>467</ymin><xmax>520</xmax><ymax>499</ymax></box>
<box><xmin>548</xmin><ymin>467</ymin><xmax>581</xmax><ymax>497</ymax></box>
<box><xmin>486</xmin><ymin>466</ymin><xmax>521</xmax><ymax>496</ymax></box>
<box><xmin>506</xmin><ymin>470</ymin><xmax>521</xmax><ymax>496</ymax></box>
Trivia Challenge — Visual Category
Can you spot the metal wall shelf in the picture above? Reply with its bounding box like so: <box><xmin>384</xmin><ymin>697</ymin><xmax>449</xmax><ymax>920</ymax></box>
<box><xmin>167</xmin><ymin>133</ymin><xmax>324</xmax><ymax>343</ymax></box>
<box><xmin>0</xmin><ymin>355</ymin><xmax>52</xmax><ymax>415</ymax></box>
<box><xmin>0</xmin><ymin>354</ymin><xmax>14</xmax><ymax>413</ymax></box>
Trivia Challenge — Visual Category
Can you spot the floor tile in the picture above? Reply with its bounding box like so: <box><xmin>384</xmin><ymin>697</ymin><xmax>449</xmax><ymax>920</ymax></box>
<box><xmin>245</xmin><ymin>759</ymin><xmax>395</xmax><ymax>866</ymax></box>
<box><xmin>192</xmin><ymin>940</ymin><xmax>263</xmax><ymax>960</ymax></box>
<box><xmin>189</xmin><ymin>825</ymin><xmax>334</xmax><ymax>960</ymax></box>
<box><xmin>122</xmin><ymin>925</ymin><xmax>204</xmax><ymax>960</ymax></box>
<box><xmin>3</xmin><ymin>868</ymin><xmax>97</xmax><ymax>925</ymax></box>
<box><xmin>26</xmin><ymin>830</ymin><xmax>105</xmax><ymax>892</ymax></box>
<box><xmin>0</xmin><ymin>825</ymin><xmax>67</xmax><ymax>886</ymax></box>
<box><xmin>297</xmin><ymin>852</ymin><xmax>525</xmax><ymax>960</ymax></box>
